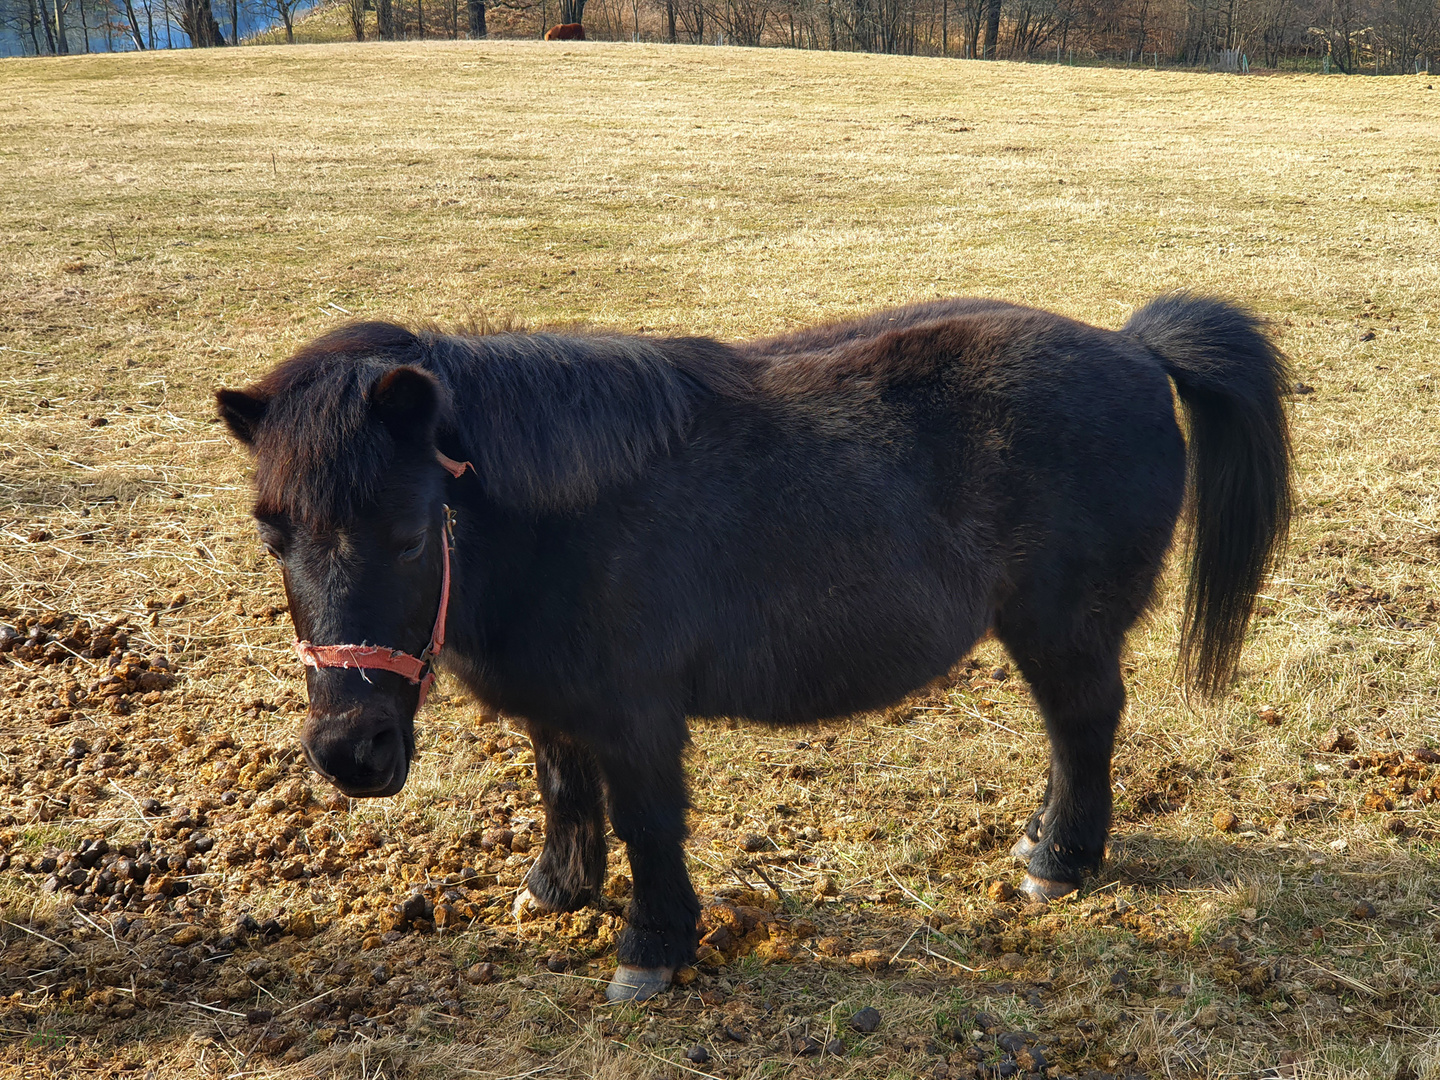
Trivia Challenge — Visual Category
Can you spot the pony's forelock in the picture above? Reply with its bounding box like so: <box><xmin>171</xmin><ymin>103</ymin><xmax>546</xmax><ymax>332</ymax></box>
<box><xmin>244</xmin><ymin>323</ymin><xmax>429</xmax><ymax>528</ymax></box>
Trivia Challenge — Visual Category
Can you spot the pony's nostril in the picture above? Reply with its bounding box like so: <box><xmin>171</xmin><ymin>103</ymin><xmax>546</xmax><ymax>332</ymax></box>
<box><xmin>366</xmin><ymin>727</ymin><xmax>399</xmax><ymax>768</ymax></box>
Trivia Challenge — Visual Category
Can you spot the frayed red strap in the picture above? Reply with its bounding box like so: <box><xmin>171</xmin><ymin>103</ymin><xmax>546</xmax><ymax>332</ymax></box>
<box><xmin>436</xmin><ymin>451</ymin><xmax>473</xmax><ymax>478</ymax></box>
<box><xmin>294</xmin><ymin>642</ymin><xmax>430</xmax><ymax>683</ymax></box>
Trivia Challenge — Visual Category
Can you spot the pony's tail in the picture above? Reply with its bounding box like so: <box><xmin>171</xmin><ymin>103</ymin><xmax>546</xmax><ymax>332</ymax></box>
<box><xmin>1124</xmin><ymin>293</ymin><xmax>1294</xmax><ymax>698</ymax></box>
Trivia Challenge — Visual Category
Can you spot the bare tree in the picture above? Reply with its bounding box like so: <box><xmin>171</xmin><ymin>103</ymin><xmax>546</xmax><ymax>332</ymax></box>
<box><xmin>270</xmin><ymin>0</ymin><xmax>302</xmax><ymax>39</ymax></box>
<box><xmin>981</xmin><ymin>0</ymin><xmax>1000</xmax><ymax>52</ymax></box>
<box><xmin>176</xmin><ymin>0</ymin><xmax>224</xmax><ymax>42</ymax></box>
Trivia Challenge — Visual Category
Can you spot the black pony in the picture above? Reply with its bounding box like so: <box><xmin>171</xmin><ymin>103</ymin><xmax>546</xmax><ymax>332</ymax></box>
<box><xmin>217</xmin><ymin>295</ymin><xmax>1291</xmax><ymax>1000</ymax></box>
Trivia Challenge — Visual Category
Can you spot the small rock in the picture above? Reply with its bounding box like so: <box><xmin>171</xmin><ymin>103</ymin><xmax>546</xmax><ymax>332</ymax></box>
<box><xmin>701</xmin><ymin>924</ymin><xmax>736</xmax><ymax>952</ymax></box>
<box><xmin>484</xmin><ymin>828</ymin><xmax>515</xmax><ymax>850</ymax></box>
<box><xmin>753</xmin><ymin>939</ymin><xmax>799</xmax><ymax>965</ymax></box>
<box><xmin>288</xmin><ymin>911</ymin><xmax>318</xmax><ymax>939</ymax></box>
<box><xmin>987</xmin><ymin>880</ymin><xmax>1016</xmax><ymax>902</ymax></box>
<box><xmin>739</xmin><ymin>833</ymin><xmax>769</xmax><ymax>853</ymax></box>
<box><xmin>1318</xmin><ymin>727</ymin><xmax>1357</xmax><ymax>754</ymax></box>
<box><xmin>792</xmin><ymin>1034</ymin><xmax>822</xmax><ymax>1056</ymax></box>
<box><xmin>1257</xmin><ymin>704</ymin><xmax>1281</xmax><ymax>725</ymax></box>
<box><xmin>685</xmin><ymin>1045</ymin><xmax>710</xmax><ymax>1065</ymax></box>
<box><xmin>544</xmin><ymin>952</ymin><xmax>571</xmax><ymax>973</ymax></box>
<box><xmin>1351</xmin><ymin>899</ymin><xmax>1378</xmax><ymax>919</ymax></box>
<box><xmin>171</xmin><ymin>925</ymin><xmax>202</xmax><ymax>946</ymax></box>
<box><xmin>1017</xmin><ymin>1045</ymin><xmax>1047</xmax><ymax>1071</ymax></box>
<box><xmin>256</xmin><ymin>1023</ymin><xmax>294</xmax><ymax>1055</ymax></box>
<box><xmin>997</xmin><ymin>1031</ymin><xmax>1033</xmax><ymax>1052</ymax></box>
<box><xmin>847</xmin><ymin>949</ymin><xmax>887</xmax><ymax>971</ymax></box>
<box><xmin>398</xmin><ymin>891</ymin><xmax>431</xmax><ymax>925</ymax></box>
<box><xmin>849</xmin><ymin>1006</ymin><xmax>882</xmax><ymax>1033</ymax></box>
<box><xmin>825</xmin><ymin>1038</ymin><xmax>846</xmax><ymax>1056</ymax></box>
<box><xmin>360</xmin><ymin>934</ymin><xmax>383</xmax><ymax>951</ymax></box>
<box><xmin>1213</xmin><ymin>810</ymin><xmax>1239</xmax><ymax>833</ymax></box>
<box><xmin>814</xmin><ymin>874</ymin><xmax>839</xmax><ymax>897</ymax></box>
<box><xmin>1193</xmin><ymin>1003</ymin><xmax>1225</xmax><ymax>1029</ymax></box>
<box><xmin>464</xmin><ymin>962</ymin><xmax>495</xmax><ymax>984</ymax></box>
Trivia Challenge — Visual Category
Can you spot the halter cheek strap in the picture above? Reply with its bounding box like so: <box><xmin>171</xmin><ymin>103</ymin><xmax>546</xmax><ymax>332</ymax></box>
<box><xmin>293</xmin><ymin>451</ymin><xmax>472</xmax><ymax>710</ymax></box>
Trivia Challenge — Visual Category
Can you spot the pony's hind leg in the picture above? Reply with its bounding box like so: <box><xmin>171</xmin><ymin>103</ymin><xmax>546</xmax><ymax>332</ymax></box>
<box><xmin>593</xmin><ymin>719</ymin><xmax>700</xmax><ymax>1002</ymax></box>
<box><xmin>995</xmin><ymin>629</ymin><xmax>1128</xmax><ymax>899</ymax></box>
<box><xmin>518</xmin><ymin>728</ymin><xmax>608</xmax><ymax>915</ymax></box>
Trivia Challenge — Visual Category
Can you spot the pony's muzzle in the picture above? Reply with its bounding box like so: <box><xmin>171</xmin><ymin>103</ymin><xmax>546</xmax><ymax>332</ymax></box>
<box><xmin>300</xmin><ymin>709</ymin><xmax>410</xmax><ymax>798</ymax></box>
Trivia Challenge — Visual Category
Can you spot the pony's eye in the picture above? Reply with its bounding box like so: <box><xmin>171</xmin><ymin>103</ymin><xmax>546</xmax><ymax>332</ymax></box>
<box><xmin>261</xmin><ymin>542</ymin><xmax>284</xmax><ymax>565</ymax></box>
<box><xmin>399</xmin><ymin>534</ymin><xmax>427</xmax><ymax>562</ymax></box>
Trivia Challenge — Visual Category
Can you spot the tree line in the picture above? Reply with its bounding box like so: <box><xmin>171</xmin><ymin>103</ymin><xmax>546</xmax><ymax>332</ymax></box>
<box><xmin>4</xmin><ymin>0</ymin><xmax>1435</xmax><ymax>73</ymax></box>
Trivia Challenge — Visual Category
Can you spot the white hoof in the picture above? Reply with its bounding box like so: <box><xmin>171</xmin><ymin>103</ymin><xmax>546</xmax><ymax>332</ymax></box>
<box><xmin>1011</xmin><ymin>834</ymin><xmax>1039</xmax><ymax>861</ymax></box>
<box><xmin>606</xmin><ymin>965</ymin><xmax>674</xmax><ymax>1002</ymax></box>
<box><xmin>512</xmin><ymin>887</ymin><xmax>541</xmax><ymax>922</ymax></box>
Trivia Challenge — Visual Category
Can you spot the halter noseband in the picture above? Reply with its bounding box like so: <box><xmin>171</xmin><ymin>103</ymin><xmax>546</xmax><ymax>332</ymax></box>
<box><xmin>293</xmin><ymin>451</ymin><xmax>471</xmax><ymax>709</ymax></box>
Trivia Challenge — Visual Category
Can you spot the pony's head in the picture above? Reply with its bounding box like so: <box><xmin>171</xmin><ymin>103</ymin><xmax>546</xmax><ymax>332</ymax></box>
<box><xmin>216</xmin><ymin>323</ymin><xmax>453</xmax><ymax>798</ymax></box>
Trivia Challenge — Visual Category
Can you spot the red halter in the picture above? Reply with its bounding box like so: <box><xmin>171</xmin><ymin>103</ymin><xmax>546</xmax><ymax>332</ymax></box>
<box><xmin>293</xmin><ymin>451</ymin><xmax>472</xmax><ymax>709</ymax></box>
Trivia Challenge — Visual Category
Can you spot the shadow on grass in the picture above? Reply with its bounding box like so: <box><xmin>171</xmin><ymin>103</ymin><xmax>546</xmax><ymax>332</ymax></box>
<box><xmin>3</xmin><ymin>818</ymin><xmax>1438</xmax><ymax>1079</ymax></box>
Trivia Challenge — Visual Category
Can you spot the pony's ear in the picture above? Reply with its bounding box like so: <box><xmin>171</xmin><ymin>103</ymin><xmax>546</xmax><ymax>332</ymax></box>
<box><xmin>215</xmin><ymin>388</ymin><xmax>269</xmax><ymax>446</ymax></box>
<box><xmin>369</xmin><ymin>366</ymin><xmax>441</xmax><ymax>443</ymax></box>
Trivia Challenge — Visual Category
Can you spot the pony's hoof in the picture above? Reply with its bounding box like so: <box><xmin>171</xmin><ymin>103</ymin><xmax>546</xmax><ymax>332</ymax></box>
<box><xmin>606</xmin><ymin>965</ymin><xmax>674</xmax><ymax>1003</ymax></box>
<box><xmin>1019</xmin><ymin>874</ymin><xmax>1078</xmax><ymax>902</ymax></box>
<box><xmin>512</xmin><ymin>887</ymin><xmax>542</xmax><ymax>922</ymax></box>
<box><xmin>1010</xmin><ymin>834</ymin><xmax>1039</xmax><ymax>861</ymax></box>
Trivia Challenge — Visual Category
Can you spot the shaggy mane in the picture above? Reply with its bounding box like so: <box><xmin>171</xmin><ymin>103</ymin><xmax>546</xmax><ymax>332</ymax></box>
<box><xmin>243</xmin><ymin>321</ymin><xmax>753</xmax><ymax>525</ymax></box>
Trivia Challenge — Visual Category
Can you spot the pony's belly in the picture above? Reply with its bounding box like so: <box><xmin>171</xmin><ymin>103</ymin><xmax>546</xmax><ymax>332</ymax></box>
<box><xmin>690</xmin><ymin>604</ymin><xmax>989</xmax><ymax>724</ymax></box>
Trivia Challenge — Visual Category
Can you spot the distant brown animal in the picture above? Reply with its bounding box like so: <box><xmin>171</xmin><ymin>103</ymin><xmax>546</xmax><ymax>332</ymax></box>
<box><xmin>544</xmin><ymin>22</ymin><xmax>585</xmax><ymax>39</ymax></box>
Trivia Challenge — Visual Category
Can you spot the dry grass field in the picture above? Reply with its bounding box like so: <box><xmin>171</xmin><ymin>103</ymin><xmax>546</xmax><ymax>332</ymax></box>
<box><xmin>2</xmin><ymin>39</ymin><xmax>1439</xmax><ymax>1080</ymax></box>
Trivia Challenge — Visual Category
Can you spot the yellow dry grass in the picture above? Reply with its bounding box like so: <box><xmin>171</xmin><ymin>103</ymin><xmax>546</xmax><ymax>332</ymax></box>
<box><xmin>1</xmin><ymin>39</ymin><xmax>1439</xmax><ymax>1080</ymax></box>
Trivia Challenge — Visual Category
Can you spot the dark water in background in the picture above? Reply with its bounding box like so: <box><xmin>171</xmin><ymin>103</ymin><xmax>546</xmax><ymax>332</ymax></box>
<box><xmin>1</xmin><ymin>0</ymin><xmax>326</xmax><ymax>57</ymax></box>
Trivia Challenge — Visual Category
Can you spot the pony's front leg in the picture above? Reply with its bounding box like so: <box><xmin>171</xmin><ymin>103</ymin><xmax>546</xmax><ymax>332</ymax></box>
<box><xmin>515</xmin><ymin>727</ymin><xmax>608</xmax><ymax>917</ymax></box>
<box><xmin>595</xmin><ymin>723</ymin><xmax>699</xmax><ymax>1002</ymax></box>
<box><xmin>1011</xmin><ymin>776</ymin><xmax>1052</xmax><ymax>860</ymax></box>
